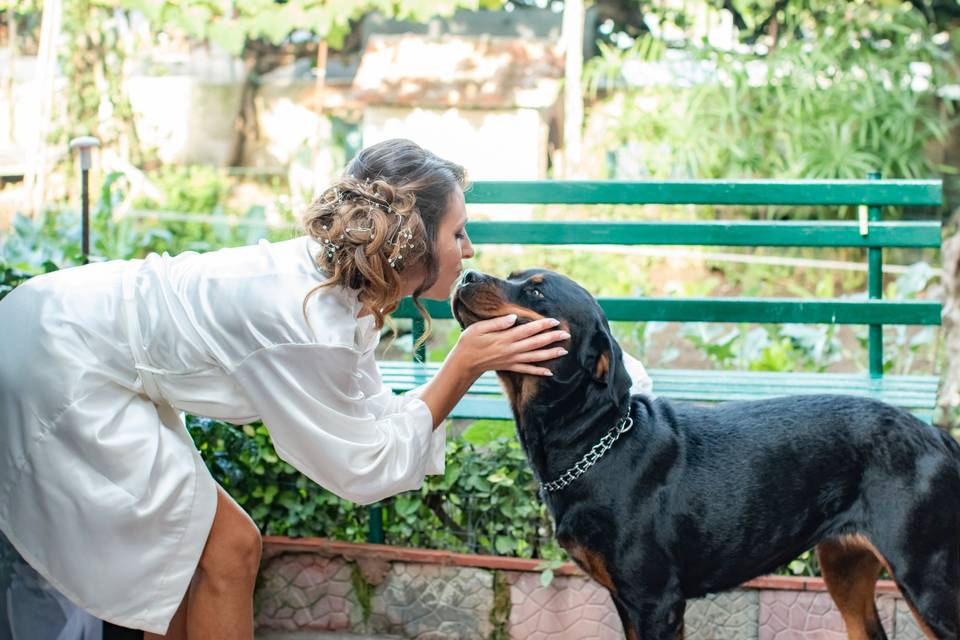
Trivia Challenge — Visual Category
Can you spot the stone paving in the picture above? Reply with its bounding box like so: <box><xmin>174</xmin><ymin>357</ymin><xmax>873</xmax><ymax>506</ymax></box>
<box><xmin>361</xmin><ymin>564</ymin><xmax>494</xmax><ymax>639</ymax></box>
<box><xmin>685</xmin><ymin>591</ymin><xmax>759</xmax><ymax>640</ymax></box>
<box><xmin>256</xmin><ymin>553</ymin><xmax>354</xmax><ymax>633</ymax></box>
<box><xmin>505</xmin><ymin>572</ymin><xmax>624</xmax><ymax>639</ymax></box>
<box><xmin>254</xmin><ymin>539</ymin><xmax>927</xmax><ymax>639</ymax></box>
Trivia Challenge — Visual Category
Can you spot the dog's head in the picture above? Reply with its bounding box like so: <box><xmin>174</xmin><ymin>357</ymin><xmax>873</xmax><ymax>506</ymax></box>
<box><xmin>452</xmin><ymin>269</ymin><xmax>631</xmax><ymax>423</ymax></box>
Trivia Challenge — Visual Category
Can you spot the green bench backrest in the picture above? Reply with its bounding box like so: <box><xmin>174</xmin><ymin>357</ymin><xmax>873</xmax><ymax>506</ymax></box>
<box><xmin>393</xmin><ymin>178</ymin><xmax>943</xmax><ymax>377</ymax></box>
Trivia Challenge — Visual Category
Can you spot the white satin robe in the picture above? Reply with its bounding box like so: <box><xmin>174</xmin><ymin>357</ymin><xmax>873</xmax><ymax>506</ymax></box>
<box><xmin>0</xmin><ymin>236</ymin><xmax>444</xmax><ymax>634</ymax></box>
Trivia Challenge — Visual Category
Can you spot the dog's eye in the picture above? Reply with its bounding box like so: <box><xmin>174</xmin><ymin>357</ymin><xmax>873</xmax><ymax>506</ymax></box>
<box><xmin>528</xmin><ymin>288</ymin><xmax>545</xmax><ymax>299</ymax></box>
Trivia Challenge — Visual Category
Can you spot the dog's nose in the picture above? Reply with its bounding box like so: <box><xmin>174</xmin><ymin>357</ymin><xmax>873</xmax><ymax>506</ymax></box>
<box><xmin>461</xmin><ymin>270</ymin><xmax>481</xmax><ymax>284</ymax></box>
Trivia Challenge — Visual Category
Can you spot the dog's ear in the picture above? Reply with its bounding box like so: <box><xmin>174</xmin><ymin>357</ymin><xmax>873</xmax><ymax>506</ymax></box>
<box><xmin>588</xmin><ymin>330</ymin><xmax>613</xmax><ymax>382</ymax></box>
<box><xmin>577</xmin><ymin>320</ymin><xmax>609</xmax><ymax>382</ymax></box>
<box><xmin>578</xmin><ymin>320</ymin><xmax>630</xmax><ymax>398</ymax></box>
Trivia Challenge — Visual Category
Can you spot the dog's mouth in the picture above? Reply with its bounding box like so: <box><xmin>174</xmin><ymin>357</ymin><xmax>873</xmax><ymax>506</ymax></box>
<box><xmin>450</xmin><ymin>284</ymin><xmax>497</xmax><ymax>329</ymax></box>
<box><xmin>452</xmin><ymin>282</ymin><xmax>526</xmax><ymax>329</ymax></box>
<box><xmin>451</xmin><ymin>291</ymin><xmax>484</xmax><ymax>328</ymax></box>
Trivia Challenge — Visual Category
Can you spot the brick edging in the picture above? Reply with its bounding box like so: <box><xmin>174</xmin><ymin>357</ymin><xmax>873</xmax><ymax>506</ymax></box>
<box><xmin>263</xmin><ymin>535</ymin><xmax>583</xmax><ymax>576</ymax></box>
<box><xmin>262</xmin><ymin>536</ymin><xmax>901</xmax><ymax>594</ymax></box>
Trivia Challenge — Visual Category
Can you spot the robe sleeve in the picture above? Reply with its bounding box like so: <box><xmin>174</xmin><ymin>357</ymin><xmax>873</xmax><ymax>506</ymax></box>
<box><xmin>623</xmin><ymin>351</ymin><xmax>655</xmax><ymax>397</ymax></box>
<box><xmin>229</xmin><ymin>343</ymin><xmax>440</xmax><ymax>505</ymax></box>
<box><xmin>355</xmin><ymin>349</ymin><xmax>446</xmax><ymax>476</ymax></box>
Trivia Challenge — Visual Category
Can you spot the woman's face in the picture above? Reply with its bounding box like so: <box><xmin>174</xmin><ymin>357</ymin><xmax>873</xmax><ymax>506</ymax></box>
<box><xmin>403</xmin><ymin>185</ymin><xmax>474</xmax><ymax>300</ymax></box>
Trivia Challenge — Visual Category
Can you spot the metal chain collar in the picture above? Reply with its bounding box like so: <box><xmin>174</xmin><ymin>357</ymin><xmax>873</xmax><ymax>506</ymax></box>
<box><xmin>539</xmin><ymin>415</ymin><xmax>634</xmax><ymax>493</ymax></box>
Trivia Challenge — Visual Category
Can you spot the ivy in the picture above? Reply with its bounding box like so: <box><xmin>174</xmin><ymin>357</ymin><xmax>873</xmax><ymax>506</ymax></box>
<box><xmin>489</xmin><ymin>570</ymin><xmax>511</xmax><ymax>640</ymax></box>
<box><xmin>183</xmin><ymin>414</ymin><xmax>564</xmax><ymax>558</ymax></box>
<box><xmin>350</xmin><ymin>562</ymin><xmax>374</xmax><ymax>622</ymax></box>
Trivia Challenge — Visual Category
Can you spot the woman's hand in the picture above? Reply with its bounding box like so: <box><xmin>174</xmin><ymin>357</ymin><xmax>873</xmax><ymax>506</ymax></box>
<box><xmin>413</xmin><ymin>314</ymin><xmax>567</xmax><ymax>428</ymax></box>
<box><xmin>451</xmin><ymin>314</ymin><xmax>570</xmax><ymax>378</ymax></box>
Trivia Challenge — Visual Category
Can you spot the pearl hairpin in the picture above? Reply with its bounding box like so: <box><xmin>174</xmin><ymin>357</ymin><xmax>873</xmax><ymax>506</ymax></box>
<box><xmin>321</xmin><ymin>188</ymin><xmax>418</xmax><ymax>271</ymax></box>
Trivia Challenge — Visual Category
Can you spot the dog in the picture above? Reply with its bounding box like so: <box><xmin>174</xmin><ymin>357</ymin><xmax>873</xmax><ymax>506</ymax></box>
<box><xmin>452</xmin><ymin>268</ymin><xmax>960</xmax><ymax>640</ymax></box>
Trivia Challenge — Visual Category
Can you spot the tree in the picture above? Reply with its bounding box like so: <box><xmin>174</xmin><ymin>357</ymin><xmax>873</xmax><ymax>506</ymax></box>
<box><xmin>120</xmin><ymin>0</ymin><xmax>501</xmax><ymax>165</ymax></box>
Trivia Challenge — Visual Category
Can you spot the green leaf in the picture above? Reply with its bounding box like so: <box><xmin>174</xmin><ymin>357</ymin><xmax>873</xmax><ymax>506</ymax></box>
<box><xmin>494</xmin><ymin>536</ymin><xmax>516</xmax><ymax>555</ymax></box>
<box><xmin>394</xmin><ymin>497</ymin><xmax>420</xmax><ymax>518</ymax></box>
<box><xmin>122</xmin><ymin>0</ymin><xmax>164</xmax><ymax>22</ymax></box>
<box><xmin>540</xmin><ymin>569</ymin><xmax>554</xmax><ymax>588</ymax></box>
<box><xmin>262</xmin><ymin>484</ymin><xmax>278</xmax><ymax>505</ymax></box>
<box><xmin>461</xmin><ymin>420</ymin><xmax>515</xmax><ymax>446</ymax></box>
<box><xmin>487</xmin><ymin>471</ymin><xmax>514</xmax><ymax>486</ymax></box>
<box><xmin>257</xmin><ymin>4</ymin><xmax>298</xmax><ymax>44</ymax></box>
<box><xmin>208</xmin><ymin>21</ymin><xmax>248</xmax><ymax>56</ymax></box>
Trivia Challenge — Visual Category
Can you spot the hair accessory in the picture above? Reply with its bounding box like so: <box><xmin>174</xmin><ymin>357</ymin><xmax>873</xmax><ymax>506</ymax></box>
<box><xmin>387</xmin><ymin>214</ymin><xmax>416</xmax><ymax>270</ymax></box>
<box><xmin>345</xmin><ymin>225</ymin><xmax>373</xmax><ymax>235</ymax></box>
<box><xmin>387</xmin><ymin>213</ymin><xmax>412</xmax><ymax>246</ymax></box>
<box><xmin>319</xmin><ymin>224</ymin><xmax>340</xmax><ymax>259</ymax></box>
<box><xmin>333</xmin><ymin>187</ymin><xmax>394</xmax><ymax>215</ymax></box>
<box><xmin>326</xmin><ymin>186</ymin><xmax>416</xmax><ymax>270</ymax></box>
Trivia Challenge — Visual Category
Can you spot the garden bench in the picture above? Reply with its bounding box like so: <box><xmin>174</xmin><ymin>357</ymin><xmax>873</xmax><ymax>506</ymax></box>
<box><xmin>381</xmin><ymin>178</ymin><xmax>944</xmax><ymax>421</ymax></box>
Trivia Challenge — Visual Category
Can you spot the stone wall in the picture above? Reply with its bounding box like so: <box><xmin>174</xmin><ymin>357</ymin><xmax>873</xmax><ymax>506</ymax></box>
<box><xmin>255</xmin><ymin>537</ymin><xmax>926</xmax><ymax>640</ymax></box>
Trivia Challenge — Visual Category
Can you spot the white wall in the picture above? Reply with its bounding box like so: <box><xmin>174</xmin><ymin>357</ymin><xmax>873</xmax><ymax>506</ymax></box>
<box><xmin>126</xmin><ymin>75</ymin><xmax>243</xmax><ymax>166</ymax></box>
<box><xmin>361</xmin><ymin>106</ymin><xmax>548</xmax><ymax>181</ymax></box>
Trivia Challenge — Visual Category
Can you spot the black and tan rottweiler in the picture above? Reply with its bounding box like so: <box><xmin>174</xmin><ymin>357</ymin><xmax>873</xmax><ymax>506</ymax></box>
<box><xmin>452</xmin><ymin>268</ymin><xmax>960</xmax><ymax>640</ymax></box>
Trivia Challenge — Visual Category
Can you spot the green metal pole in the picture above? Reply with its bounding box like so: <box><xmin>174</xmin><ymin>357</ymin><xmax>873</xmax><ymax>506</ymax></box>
<box><xmin>413</xmin><ymin>317</ymin><xmax>426</xmax><ymax>363</ymax></box>
<box><xmin>368</xmin><ymin>315</ymin><xmax>426</xmax><ymax>544</ymax></box>
<box><xmin>69</xmin><ymin>136</ymin><xmax>100</xmax><ymax>264</ymax></box>
<box><xmin>367</xmin><ymin>505</ymin><xmax>384</xmax><ymax>544</ymax></box>
<box><xmin>867</xmin><ymin>172</ymin><xmax>883</xmax><ymax>377</ymax></box>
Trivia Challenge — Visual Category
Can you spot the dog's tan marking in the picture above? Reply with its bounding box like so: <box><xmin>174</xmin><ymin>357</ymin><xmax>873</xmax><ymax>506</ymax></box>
<box><xmin>497</xmin><ymin>371</ymin><xmax>541</xmax><ymax>423</ymax></box>
<box><xmin>530</xmin><ymin>274</ymin><xmax>545</xmax><ymax>285</ymax></box>
<box><xmin>834</xmin><ymin>534</ymin><xmax>943</xmax><ymax>640</ymax></box>
<box><xmin>595</xmin><ymin>351</ymin><xmax>609</xmax><ymax>380</ymax></box>
<box><xmin>467</xmin><ymin>302</ymin><xmax>547</xmax><ymax>326</ymax></box>
<box><xmin>501</xmin><ymin>371</ymin><xmax>543</xmax><ymax>420</ymax></box>
<box><xmin>562</xmin><ymin>542</ymin><xmax>616</xmax><ymax>593</ymax></box>
<box><xmin>842</xmin><ymin>534</ymin><xmax>943</xmax><ymax>640</ymax></box>
<box><xmin>497</xmin><ymin>373</ymin><xmax>522</xmax><ymax>414</ymax></box>
<box><xmin>458</xmin><ymin>284</ymin><xmax>547</xmax><ymax>329</ymax></box>
<box><xmin>499</xmin><ymin>303</ymin><xmax>547</xmax><ymax>323</ymax></box>
<box><xmin>817</xmin><ymin>534</ymin><xmax>902</xmax><ymax>640</ymax></box>
<box><xmin>497</xmin><ymin>319</ymin><xmax>569</xmax><ymax>421</ymax></box>
<box><xmin>518</xmin><ymin>375</ymin><xmax>540</xmax><ymax>413</ymax></box>
<box><xmin>834</xmin><ymin>530</ymin><xmax>938</xmax><ymax>639</ymax></box>
<box><xmin>840</xmin><ymin>534</ymin><xmax>892</xmax><ymax>573</ymax></box>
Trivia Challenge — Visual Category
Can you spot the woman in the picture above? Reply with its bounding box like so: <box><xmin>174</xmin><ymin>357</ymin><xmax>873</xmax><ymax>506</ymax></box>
<box><xmin>0</xmin><ymin>139</ymin><xmax>571</xmax><ymax>638</ymax></box>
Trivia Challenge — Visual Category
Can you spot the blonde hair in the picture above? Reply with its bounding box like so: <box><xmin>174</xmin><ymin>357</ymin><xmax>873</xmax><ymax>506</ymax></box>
<box><xmin>303</xmin><ymin>139</ymin><xmax>467</xmax><ymax>344</ymax></box>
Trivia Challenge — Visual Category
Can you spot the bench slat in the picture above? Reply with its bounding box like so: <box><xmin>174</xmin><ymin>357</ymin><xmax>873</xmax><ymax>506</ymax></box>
<box><xmin>380</xmin><ymin>361</ymin><xmax>939</xmax><ymax>389</ymax></box>
<box><xmin>379</xmin><ymin>362</ymin><xmax>939</xmax><ymax>390</ymax></box>
<box><xmin>465</xmin><ymin>221</ymin><xmax>942</xmax><ymax>248</ymax></box>
<box><xmin>394</xmin><ymin>297</ymin><xmax>941</xmax><ymax>325</ymax></box>
<box><xmin>466</xmin><ymin>180</ymin><xmax>943</xmax><ymax>206</ymax></box>
<box><xmin>378</xmin><ymin>362</ymin><xmax>939</xmax><ymax>418</ymax></box>
<box><xmin>379</xmin><ymin>373</ymin><xmax>936</xmax><ymax>398</ymax></box>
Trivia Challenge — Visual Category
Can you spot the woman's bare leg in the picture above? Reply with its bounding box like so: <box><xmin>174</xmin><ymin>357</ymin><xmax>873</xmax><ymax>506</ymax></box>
<box><xmin>185</xmin><ymin>486</ymin><xmax>262</xmax><ymax>639</ymax></box>
<box><xmin>144</xmin><ymin>585</ymin><xmax>188</xmax><ymax>640</ymax></box>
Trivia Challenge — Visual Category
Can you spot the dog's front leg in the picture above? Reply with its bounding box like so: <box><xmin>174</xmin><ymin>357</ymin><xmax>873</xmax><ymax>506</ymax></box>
<box><xmin>615</xmin><ymin>595</ymin><xmax>686</xmax><ymax>640</ymax></box>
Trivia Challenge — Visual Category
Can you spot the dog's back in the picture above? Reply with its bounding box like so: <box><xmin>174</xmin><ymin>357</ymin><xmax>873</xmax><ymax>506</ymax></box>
<box><xmin>635</xmin><ymin>393</ymin><xmax>960</xmax><ymax>596</ymax></box>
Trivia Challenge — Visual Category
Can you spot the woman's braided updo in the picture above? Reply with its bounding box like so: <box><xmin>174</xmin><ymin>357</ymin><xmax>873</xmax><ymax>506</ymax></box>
<box><xmin>303</xmin><ymin>139</ymin><xmax>466</xmax><ymax>333</ymax></box>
